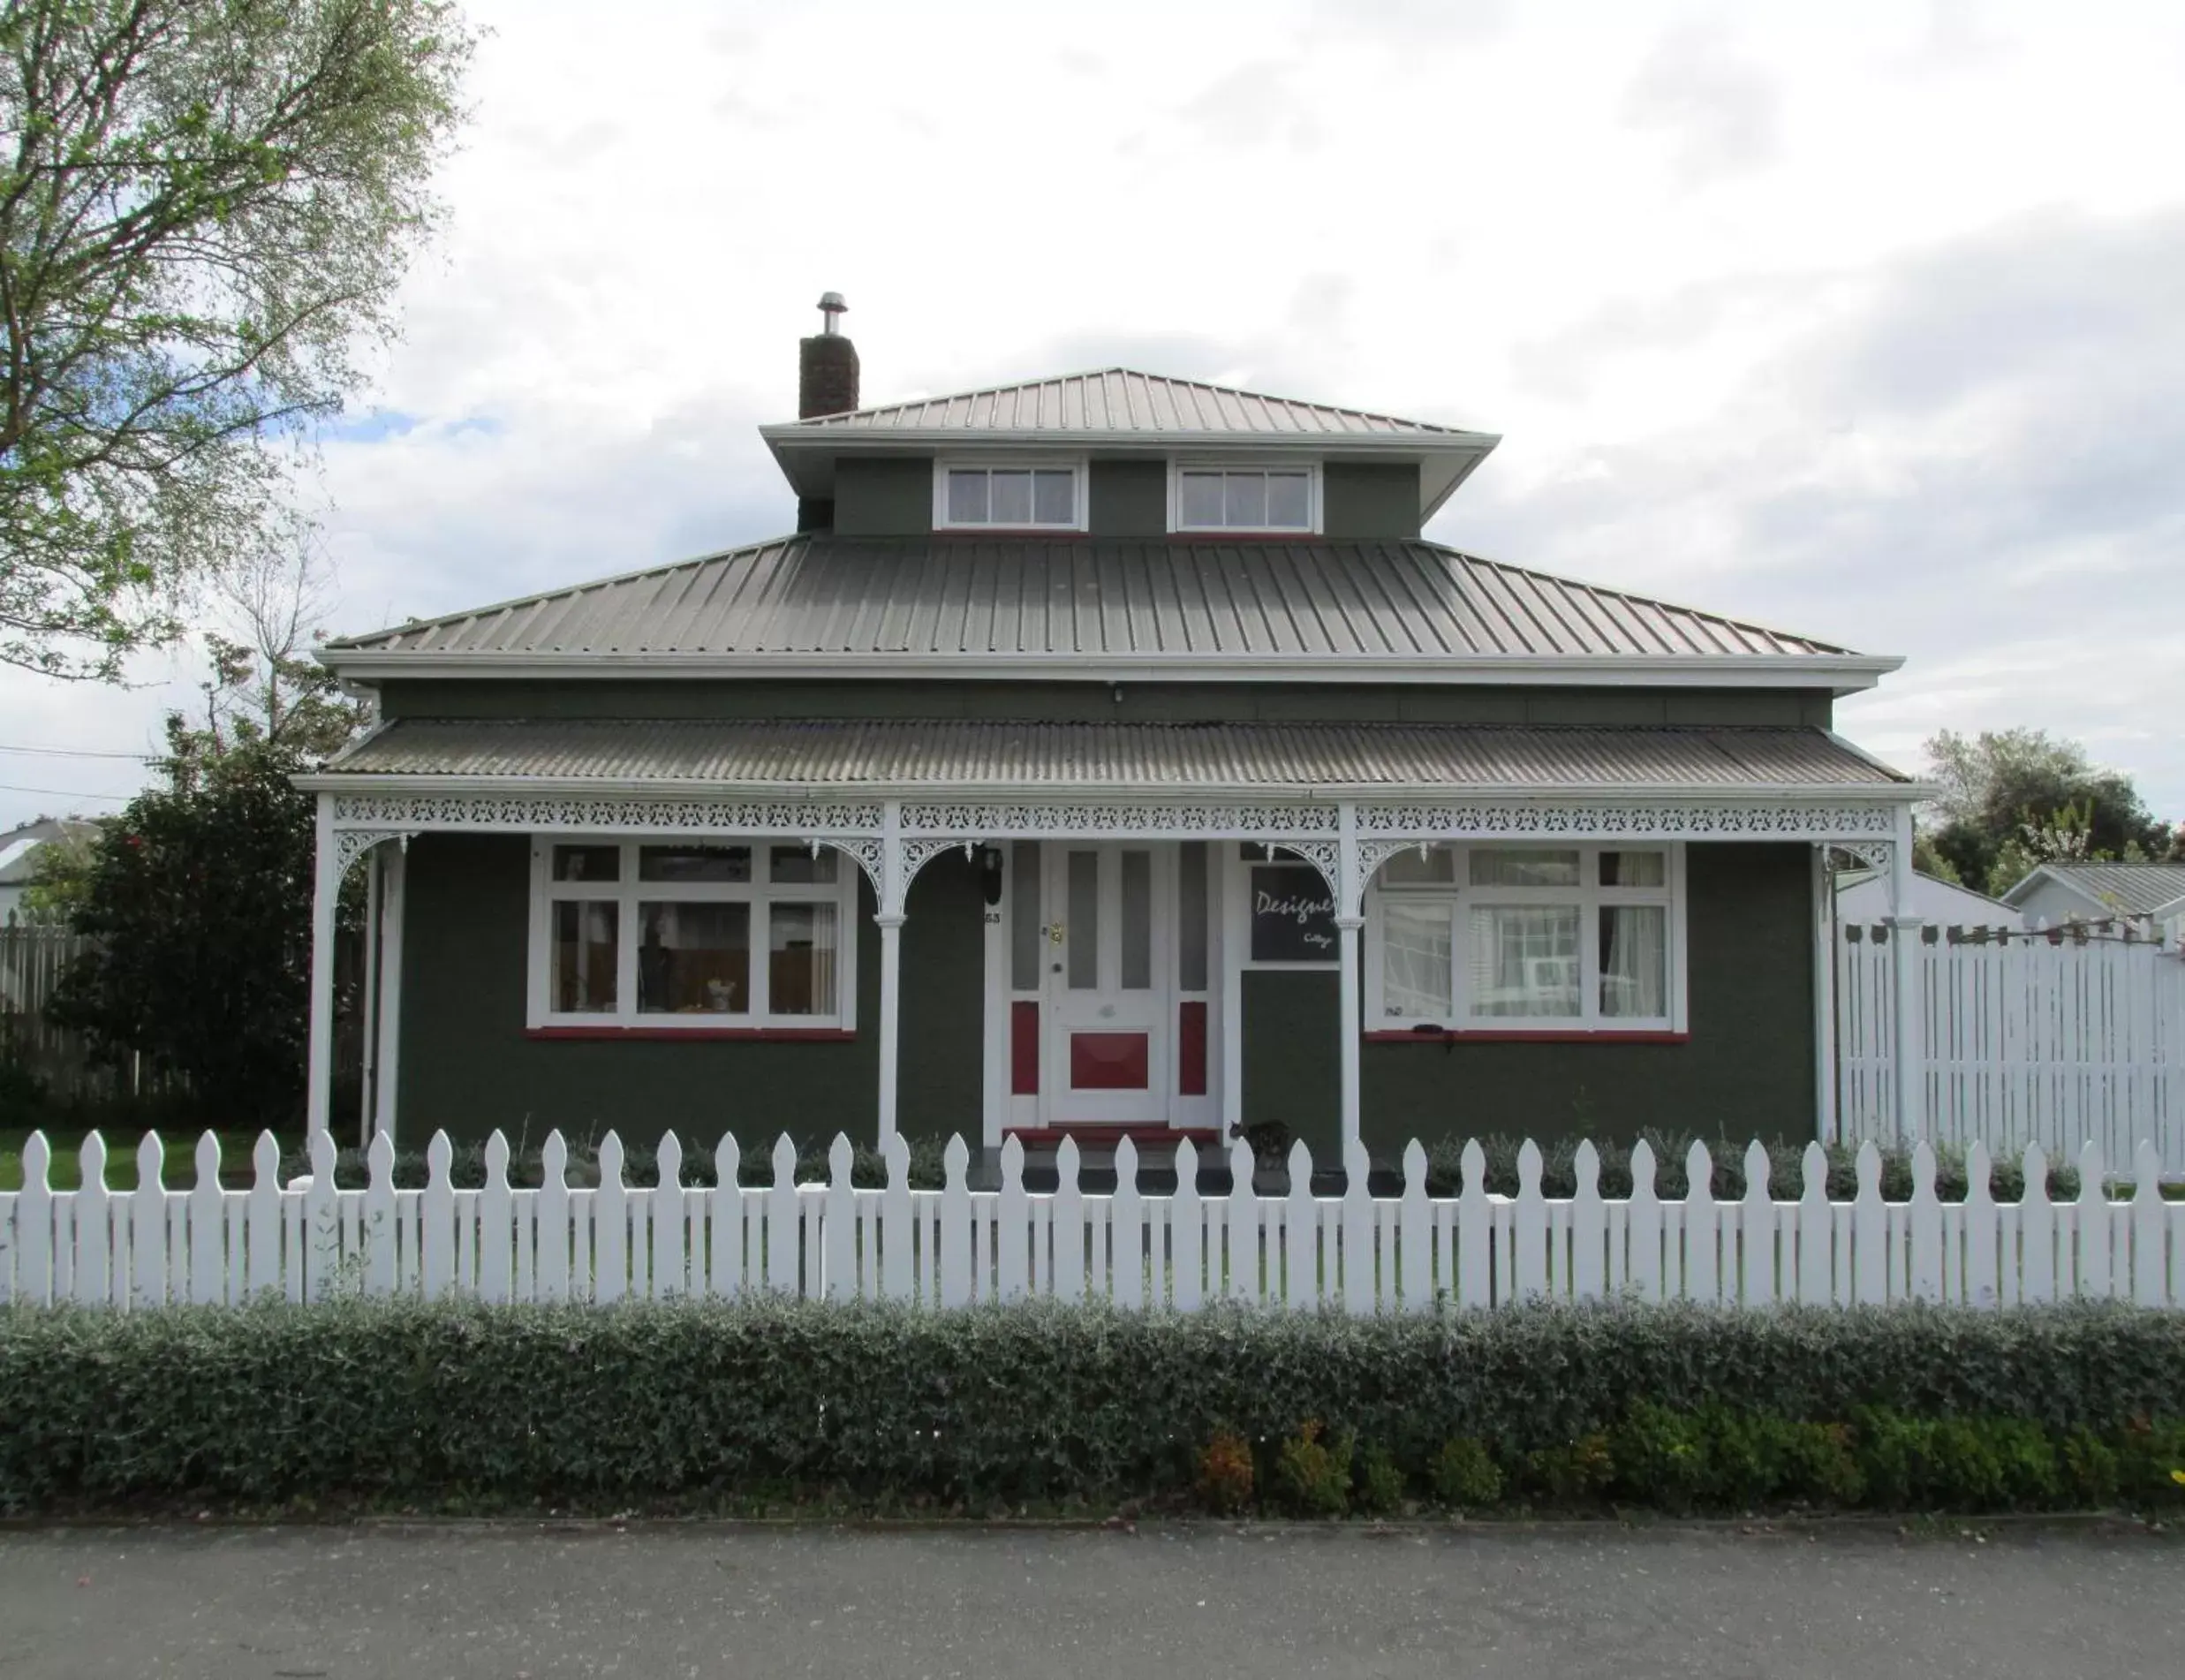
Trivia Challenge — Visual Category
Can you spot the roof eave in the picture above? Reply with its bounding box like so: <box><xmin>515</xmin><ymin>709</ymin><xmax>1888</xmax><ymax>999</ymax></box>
<box><xmin>316</xmin><ymin>650</ymin><xmax>1903</xmax><ymax>693</ymax></box>
<box><xmin>295</xmin><ymin>769</ymin><xmax>1929</xmax><ymax>802</ymax></box>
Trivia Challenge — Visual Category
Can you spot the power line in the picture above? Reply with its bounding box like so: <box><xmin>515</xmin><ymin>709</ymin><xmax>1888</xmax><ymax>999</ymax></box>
<box><xmin>0</xmin><ymin>743</ymin><xmax>159</xmax><ymax>761</ymax></box>
<box><xmin>0</xmin><ymin>782</ymin><xmax>133</xmax><ymax>803</ymax></box>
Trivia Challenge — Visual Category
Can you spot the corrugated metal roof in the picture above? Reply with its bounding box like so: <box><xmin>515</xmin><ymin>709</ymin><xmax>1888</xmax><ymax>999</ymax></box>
<box><xmin>324</xmin><ymin>537</ymin><xmax>1856</xmax><ymax>662</ymax></box>
<box><xmin>326</xmin><ymin>720</ymin><xmax>1909</xmax><ymax>791</ymax></box>
<box><xmin>771</xmin><ymin>368</ymin><xmax>1477</xmax><ymax>437</ymax></box>
<box><xmin>2011</xmin><ymin>862</ymin><xmax>2185</xmax><ymax>915</ymax></box>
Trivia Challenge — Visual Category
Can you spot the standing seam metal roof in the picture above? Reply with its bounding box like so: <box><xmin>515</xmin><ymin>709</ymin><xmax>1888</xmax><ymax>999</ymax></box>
<box><xmin>2009</xmin><ymin>862</ymin><xmax>2185</xmax><ymax>916</ymax></box>
<box><xmin>323</xmin><ymin>537</ymin><xmax>1857</xmax><ymax>661</ymax></box>
<box><xmin>323</xmin><ymin>720</ymin><xmax>1910</xmax><ymax>790</ymax></box>
<box><xmin>768</xmin><ymin>367</ymin><xmax>1479</xmax><ymax>437</ymax></box>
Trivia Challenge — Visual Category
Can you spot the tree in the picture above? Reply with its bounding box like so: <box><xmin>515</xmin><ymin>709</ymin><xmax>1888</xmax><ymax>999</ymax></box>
<box><xmin>1921</xmin><ymin>729</ymin><xmax>2171</xmax><ymax>894</ymax></box>
<box><xmin>0</xmin><ymin>0</ymin><xmax>474</xmax><ymax>678</ymax></box>
<box><xmin>43</xmin><ymin>534</ymin><xmax>360</xmax><ymax>1125</ymax></box>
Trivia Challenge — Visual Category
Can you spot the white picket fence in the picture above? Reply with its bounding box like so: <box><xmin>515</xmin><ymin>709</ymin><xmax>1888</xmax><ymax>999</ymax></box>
<box><xmin>3</xmin><ymin>1127</ymin><xmax>2181</xmax><ymax>1313</ymax></box>
<box><xmin>1836</xmin><ymin>926</ymin><xmax>2185</xmax><ymax>1174</ymax></box>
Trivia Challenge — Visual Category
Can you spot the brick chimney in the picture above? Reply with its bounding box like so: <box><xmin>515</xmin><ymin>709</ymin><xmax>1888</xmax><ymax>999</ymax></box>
<box><xmin>797</xmin><ymin>292</ymin><xmax>857</xmax><ymax>532</ymax></box>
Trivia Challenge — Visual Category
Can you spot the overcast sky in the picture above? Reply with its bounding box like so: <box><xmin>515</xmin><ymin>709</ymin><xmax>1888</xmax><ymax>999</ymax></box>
<box><xmin>4</xmin><ymin>0</ymin><xmax>2182</xmax><ymax>832</ymax></box>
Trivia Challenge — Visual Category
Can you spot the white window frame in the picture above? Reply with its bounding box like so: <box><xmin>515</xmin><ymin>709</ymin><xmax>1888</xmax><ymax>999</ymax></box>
<box><xmin>932</xmin><ymin>458</ymin><xmax>1089</xmax><ymax>532</ymax></box>
<box><xmin>1167</xmin><ymin>458</ymin><xmax>1323</xmax><ymax>535</ymax></box>
<box><xmin>1364</xmin><ymin>843</ymin><xmax>1688</xmax><ymax>1033</ymax></box>
<box><xmin>527</xmin><ymin>837</ymin><xmax>860</xmax><ymax>1032</ymax></box>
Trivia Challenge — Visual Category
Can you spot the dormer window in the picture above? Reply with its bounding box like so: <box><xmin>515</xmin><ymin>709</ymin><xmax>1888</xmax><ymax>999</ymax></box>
<box><xmin>1169</xmin><ymin>463</ymin><xmax>1320</xmax><ymax>534</ymax></box>
<box><xmin>934</xmin><ymin>461</ymin><xmax>1086</xmax><ymax>531</ymax></box>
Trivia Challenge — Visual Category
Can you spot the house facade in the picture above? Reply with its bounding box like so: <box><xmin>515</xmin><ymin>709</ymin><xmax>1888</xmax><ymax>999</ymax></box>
<box><xmin>300</xmin><ymin>299</ymin><xmax>1932</xmax><ymax>1163</ymax></box>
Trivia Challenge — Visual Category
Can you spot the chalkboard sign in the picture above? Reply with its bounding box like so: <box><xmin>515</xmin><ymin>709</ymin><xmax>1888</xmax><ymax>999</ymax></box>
<box><xmin>1249</xmin><ymin>863</ymin><xmax>1337</xmax><ymax>964</ymax></box>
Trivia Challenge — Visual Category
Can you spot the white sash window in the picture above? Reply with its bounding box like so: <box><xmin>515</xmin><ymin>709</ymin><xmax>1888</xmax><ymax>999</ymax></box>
<box><xmin>528</xmin><ymin>839</ymin><xmax>858</xmax><ymax>1031</ymax></box>
<box><xmin>1365</xmin><ymin>844</ymin><xmax>1686</xmax><ymax>1033</ymax></box>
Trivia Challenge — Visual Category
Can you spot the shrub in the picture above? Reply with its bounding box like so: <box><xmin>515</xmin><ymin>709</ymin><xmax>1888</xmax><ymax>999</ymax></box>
<box><xmin>2061</xmin><ymin>1427</ymin><xmax>2120</xmax><ymax>1507</ymax></box>
<box><xmin>2116</xmin><ymin>1416</ymin><xmax>2185</xmax><ymax>1509</ymax></box>
<box><xmin>2</xmin><ymin>1298</ymin><xmax>2181</xmax><ymax>1517</ymax></box>
<box><xmin>1430</xmin><ymin>1437</ymin><xmax>1504</xmax><ymax>1508</ymax></box>
<box><xmin>1354</xmin><ymin>1442</ymin><xmax>1405</xmax><ymax>1515</ymax></box>
<box><xmin>1195</xmin><ymin>1430</ymin><xmax>1254</xmax><ymax>1516</ymax></box>
<box><xmin>1525</xmin><ymin>1432</ymin><xmax>1614</xmax><ymax>1502</ymax></box>
<box><xmin>1609</xmin><ymin>1402</ymin><xmax>1709</xmax><ymax>1512</ymax></box>
<box><xmin>1778</xmin><ymin>1421</ymin><xmax>1864</xmax><ymax>1507</ymax></box>
<box><xmin>1272</xmin><ymin>1422</ymin><xmax>1352</xmax><ymax>1517</ymax></box>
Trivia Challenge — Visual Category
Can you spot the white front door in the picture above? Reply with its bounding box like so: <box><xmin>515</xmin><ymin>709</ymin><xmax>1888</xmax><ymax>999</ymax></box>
<box><xmin>1042</xmin><ymin>843</ymin><xmax>1168</xmax><ymax>1125</ymax></box>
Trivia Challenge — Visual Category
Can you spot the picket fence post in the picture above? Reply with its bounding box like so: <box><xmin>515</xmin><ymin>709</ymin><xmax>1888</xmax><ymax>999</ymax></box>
<box><xmin>1112</xmin><ymin>1137</ymin><xmax>1144</xmax><ymax>1311</ymax></box>
<box><xmin>879</xmin><ymin>1133</ymin><xmax>911</xmax><ymax>1302</ymax></box>
<box><xmin>654</xmin><ymin>1131</ymin><xmax>686</xmax><ymax>1299</ymax></box>
<box><xmin>17</xmin><ymin>1131</ymin><xmax>53</xmax><ymax>1306</ymax></box>
<box><xmin>1170</xmin><ymin>1139</ymin><xmax>1202</xmax><ymax>1312</ymax></box>
<box><xmin>1053</xmin><ymin>1137</ymin><xmax>1085</xmax><ymax>1305</ymax></box>
<box><xmin>1283</xmin><ymin>1139</ymin><xmax>1315</xmax><ymax>1309</ymax></box>
<box><xmin>1962</xmin><ymin>1141</ymin><xmax>1997</xmax><ymax>1307</ymax></box>
<box><xmin>824</xmin><ymin>1134</ymin><xmax>857</xmax><ymax>1302</ymax></box>
<box><xmin>1227</xmin><ymin>1137</ymin><xmax>1259</xmax><ymax>1305</ymax></box>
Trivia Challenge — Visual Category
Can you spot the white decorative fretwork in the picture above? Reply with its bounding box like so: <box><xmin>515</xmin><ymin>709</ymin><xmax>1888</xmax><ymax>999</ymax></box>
<box><xmin>1832</xmin><ymin>839</ymin><xmax>1898</xmax><ymax>872</ymax></box>
<box><xmin>819</xmin><ymin>837</ymin><xmax>886</xmax><ymax>896</ymax></box>
<box><xmin>1356</xmin><ymin>837</ymin><xmax>1431</xmax><ymax>898</ymax></box>
<box><xmin>1352</xmin><ymin>802</ymin><xmax>1899</xmax><ymax>841</ymax></box>
<box><xmin>329</xmin><ymin>793</ymin><xmax>887</xmax><ymax>834</ymax></box>
<box><xmin>901</xmin><ymin>836</ymin><xmax>973</xmax><ymax>887</ymax></box>
<box><xmin>1280</xmin><ymin>840</ymin><xmax>1342</xmax><ymax>898</ymax></box>
<box><xmin>333</xmin><ymin>829</ymin><xmax>416</xmax><ymax>882</ymax></box>
<box><xmin>324</xmin><ymin>789</ymin><xmax>1914</xmax><ymax>917</ymax></box>
<box><xmin>899</xmin><ymin>800</ymin><xmax>1341</xmax><ymax>838</ymax></box>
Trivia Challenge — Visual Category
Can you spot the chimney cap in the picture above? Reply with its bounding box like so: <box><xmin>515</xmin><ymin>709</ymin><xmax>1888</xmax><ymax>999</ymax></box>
<box><xmin>817</xmin><ymin>291</ymin><xmax>848</xmax><ymax>335</ymax></box>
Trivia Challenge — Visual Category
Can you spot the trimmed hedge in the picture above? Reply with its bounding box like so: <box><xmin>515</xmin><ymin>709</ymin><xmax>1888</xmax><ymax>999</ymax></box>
<box><xmin>2</xmin><ymin>1299</ymin><xmax>2182</xmax><ymax>1517</ymax></box>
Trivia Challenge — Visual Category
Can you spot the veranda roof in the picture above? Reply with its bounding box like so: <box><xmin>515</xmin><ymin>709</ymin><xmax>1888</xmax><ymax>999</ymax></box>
<box><xmin>316</xmin><ymin>719</ymin><xmax>1912</xmax><ymax>797</ymax></box>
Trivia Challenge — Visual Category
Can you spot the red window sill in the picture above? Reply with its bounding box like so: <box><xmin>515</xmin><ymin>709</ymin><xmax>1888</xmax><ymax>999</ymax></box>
<box><xmin>525</xmin><ymin>1026</ymin><xmax>855</xmax><ymax>1042</ymax></box>
<box><xmin>1364</xmin><ymin>1029</ymin><xmax>1690</xmax><ymax>1045</ymax></box>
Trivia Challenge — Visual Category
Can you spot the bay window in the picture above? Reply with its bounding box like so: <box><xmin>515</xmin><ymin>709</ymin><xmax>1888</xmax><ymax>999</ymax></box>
<box><xmin>530</xmin><ymin>839</ymin><xmax>858</xmax><ymax>1030</ymax></box>
<box><xmin>1366</xmin><ymin>844</ymin><xmax>1683</xmax><ymax>1033</ymax></box>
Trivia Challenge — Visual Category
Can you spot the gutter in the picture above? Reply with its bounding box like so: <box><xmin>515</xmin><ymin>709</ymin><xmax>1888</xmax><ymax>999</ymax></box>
<box><xmin>314</xmin><ymin>650</ymin><xmax>1907</xmax><ymax>694</ymax></box>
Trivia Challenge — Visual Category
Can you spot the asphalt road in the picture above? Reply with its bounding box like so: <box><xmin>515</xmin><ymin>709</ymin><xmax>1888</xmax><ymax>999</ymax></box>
<box><xmin>0</xmin><ymin>1522</ymin><xmax>2174</xmax><ymax>1679</ymax></box>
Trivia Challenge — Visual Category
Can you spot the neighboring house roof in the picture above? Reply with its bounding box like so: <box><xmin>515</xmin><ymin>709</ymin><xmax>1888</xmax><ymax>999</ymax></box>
<box><xmin>321</xmin><ymin>535</ymin><xmax>1891</xmax><ymax>690</ymax></box>
<box><xmin>0</xmin><ymin>817</ymin><xmax>99</xmax><ymax>889</ymax></box>
<box><xmin>2000</xmin><ymin>860</ymin><xmax>2185</xmax><ymax>918</ymax></box>
<box><xmin>758</xmin><ymin>368</ymin><xmax>1504</xmax><ymax>517</ymax></box>
<box><xmin>1833</xmin><ymin>866</ymin><xmax>2016</xmax><ymax>927</ymax></box>
<box><xmin>767</xmin><ymin>367</ymin><xmax>1485</xmax><ymax>439</ymax></box>
<box><xmin>314</xmin><ymin>719</ymin><xmax>1911</xmax><ymax>796</ymax></box>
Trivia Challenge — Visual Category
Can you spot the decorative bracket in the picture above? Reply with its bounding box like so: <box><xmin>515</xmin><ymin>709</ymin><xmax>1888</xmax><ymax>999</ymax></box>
<box><xmin>334</xmin><ymin>829</ymin><xmax>417</xmax><ymax>882</ymax></box>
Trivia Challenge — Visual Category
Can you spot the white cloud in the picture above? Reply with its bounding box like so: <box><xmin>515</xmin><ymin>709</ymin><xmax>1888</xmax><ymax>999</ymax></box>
<box><xmin>4</xmin><ymin>0</ymin><xmax>2183</xmax><ymax>828</ymax></box>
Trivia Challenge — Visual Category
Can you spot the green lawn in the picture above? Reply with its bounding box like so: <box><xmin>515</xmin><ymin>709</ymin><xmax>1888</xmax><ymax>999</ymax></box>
<box><xmin>0</xmin><ymin>1128</ymin><xmax>271</xmax><ymax>1192</ymax></box>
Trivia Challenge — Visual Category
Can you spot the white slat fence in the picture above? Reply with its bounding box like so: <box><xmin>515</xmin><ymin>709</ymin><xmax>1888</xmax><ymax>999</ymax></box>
<box><xmin>1837</xmin><ymin>925</ymin><xmax>2185</xmax><ymax>1172</ymax></box>
<box><xmin>2</xmin><ymin>1127</ymin><xmax>2181</xmax><ymax>1312</ymax></box>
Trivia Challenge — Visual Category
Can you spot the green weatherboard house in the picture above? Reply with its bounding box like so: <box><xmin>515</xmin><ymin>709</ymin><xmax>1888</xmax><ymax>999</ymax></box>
<box><xmin>300</xmin><ymin>296</ymin><xmax>1930</xmax><ymax>1170</ymax></box>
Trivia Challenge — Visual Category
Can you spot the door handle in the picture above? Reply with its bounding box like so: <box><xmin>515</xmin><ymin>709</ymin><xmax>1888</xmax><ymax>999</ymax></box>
<box><xmin>1047</xmin><ymin>923</ymin><xmax>1066</xmax><ymax>945</ymax></box>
